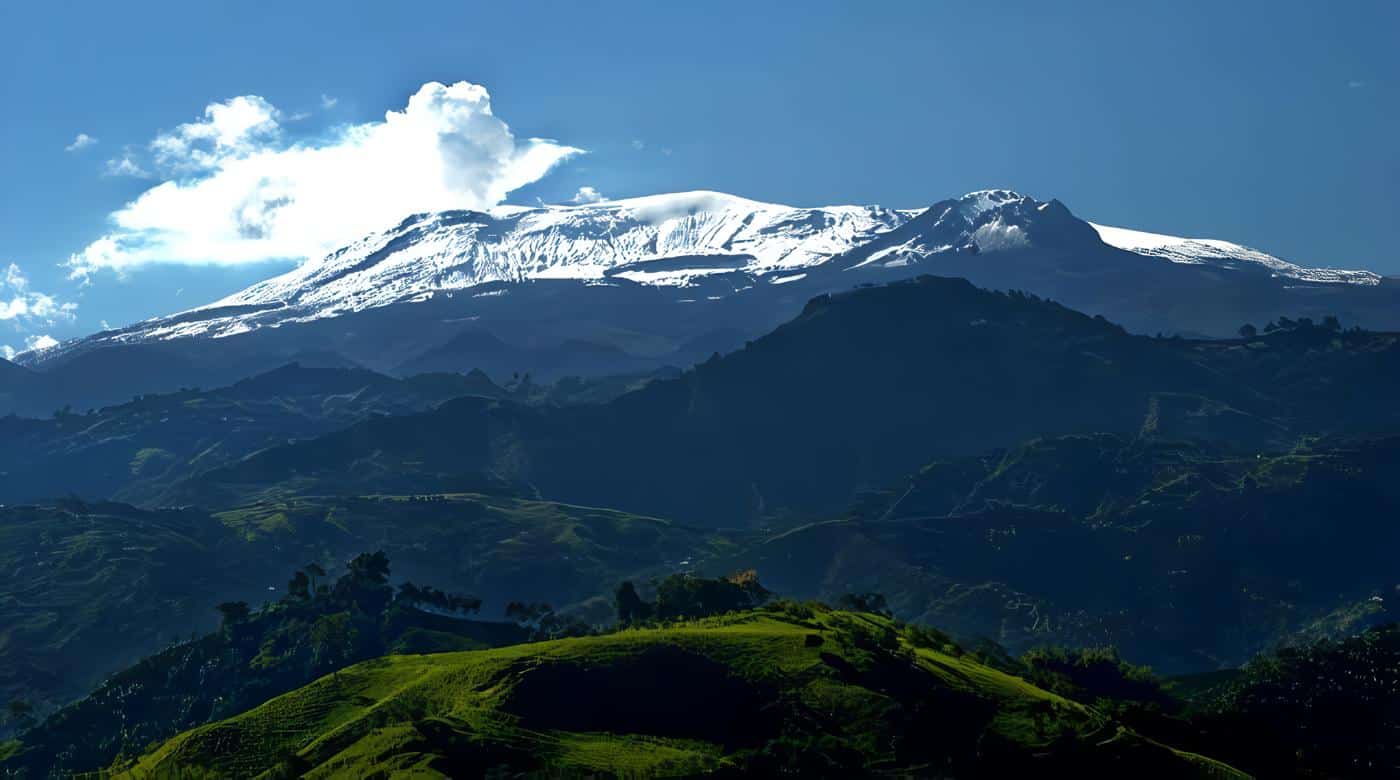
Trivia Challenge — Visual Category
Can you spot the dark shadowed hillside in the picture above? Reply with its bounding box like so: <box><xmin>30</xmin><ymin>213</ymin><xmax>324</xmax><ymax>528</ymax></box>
<box><xmin>183</xmin><ymin>276</ymin><xmax>1400</xmax><ymax>525</ymax></box>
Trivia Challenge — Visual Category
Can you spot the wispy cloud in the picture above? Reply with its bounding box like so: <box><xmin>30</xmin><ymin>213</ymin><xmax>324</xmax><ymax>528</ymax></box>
<box><xmin>320</xmin><ymin>93</ymin><xmax>339</xmax><ymax>109</ymax></box>
<box><xmin>65</xmin><ymin>133</ymin><xmax>98</xmax><ymax>152</ymax></box>
<box><xmin>630</xmin><ymin>139</ymin><xmax>646</xmax><ymax>151</ymax></box>
<box><xmin>1348</xmin><ymin>79</ymin><xmax>1367</xmax><ymax>89</ymax></box>
<box><xmin>69</xmin><ymin>81</ymin><xmax>583</xmax><ymax>279</ymax></box>
<box><xmin>103</xmin><ymin>150</ymin><xmax>151</xmax><ymax>178</ymax></box>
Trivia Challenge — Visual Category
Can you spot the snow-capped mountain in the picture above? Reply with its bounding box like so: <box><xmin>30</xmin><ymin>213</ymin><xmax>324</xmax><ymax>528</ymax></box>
<box><xmin>15</xmin><ymin>188</ymin><xmax>1396</xmax><ymax>413</ymax></box>
<box><xmin>65</xmin><ymin>188</ymin><xmax>1379</xmax><ymax>347</ymax></box>
<box><xmin>187</xmin><ymin>191</ymin><xmax>909</xmax><ymax>336</ymax></box>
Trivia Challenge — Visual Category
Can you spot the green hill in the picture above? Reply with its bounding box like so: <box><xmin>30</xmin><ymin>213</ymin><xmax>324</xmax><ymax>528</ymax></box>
<box><xmin>725</xmin><ymin>434</ymin><xmax>1400</xmax><ymax>672</ymax></box>
<box><xmin>111</xmin><ymin>606</ymin><xmax>1245</xmax><ymax>779</ymax></box>
<box><xmin>0</xmin><ymin>494</ymin><xmax>716</xmax><ymax>721</ymax></box>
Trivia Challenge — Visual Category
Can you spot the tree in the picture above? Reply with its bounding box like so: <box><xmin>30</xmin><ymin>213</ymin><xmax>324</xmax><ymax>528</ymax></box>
<box><xmin>1321</xmin><ymin>315</ymin><xmax>1341</xmax><ymax>332</ymax></box>
<box><xmin>1238</xmin><ymin>323</ymin><xmax>1257</xmax><ymax>339</ymax></box>
<box><xmin>337</xmin><ymin>552</ymin><xmax>393</xmax><ymax>614</ymax></box>
<box><xmin>614</xmin><ymin>581</ymin><xmax>652</xmax><ymax>625</ymax></box>
<box><xmin>216</xmin><ymin>601</ymin><xmax>251</xmax><ymax>631</ymax></box>
<box><xmin>309</xmin><ymin>613</ymin><xmax>358</xmax><ymax>670</ymax></box>
<box><xmin>345</xmin><ymin>551</ymin><xmax>391</xmax><ymax>586</ymax></box>
<box><xmin>651</xmin><ymin>571</ymin><xmax>771</xmax><ymax>621</ymax></box>
<box><xmin>397</xmin><ymin>582</ymin><xmax>482</xmax><ymax>616</ymax></box>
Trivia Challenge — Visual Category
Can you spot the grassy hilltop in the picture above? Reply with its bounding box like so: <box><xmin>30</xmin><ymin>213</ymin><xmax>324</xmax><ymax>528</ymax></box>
<box><xmin>114</xmin><ymin>605</ymin><xmax>1244</xmax><ymax>779</ymax></box>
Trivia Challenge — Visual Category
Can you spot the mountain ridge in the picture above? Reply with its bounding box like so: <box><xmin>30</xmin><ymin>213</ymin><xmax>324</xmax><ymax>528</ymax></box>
<box><xmin>21</xmin><ymin>188</ymin><xmax>1385</xmax><ymax>361</ymax></box>
<box><xmin>9</xmin><ymin>189</ymin><xmax>1400</xmax><ymax>418</ymax></box>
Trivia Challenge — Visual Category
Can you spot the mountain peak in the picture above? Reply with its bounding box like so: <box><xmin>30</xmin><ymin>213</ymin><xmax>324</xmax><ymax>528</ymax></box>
<box><xmin>956</xmin><ymin>188</ymin><xmax>1031</xmax><ymax>216</ymax></box>
<box><xmin>27</xmin><ymin>188</ymin><xmax>1391</xmax><ymax>373</ymax></box>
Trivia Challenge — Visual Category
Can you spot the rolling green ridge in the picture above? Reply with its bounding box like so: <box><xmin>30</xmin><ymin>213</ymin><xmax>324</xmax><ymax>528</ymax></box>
<box><xmin>725</xmin><ymin>433</ymin><xmax>1400</xmax><ymax>672</ymax></box>
<box><xmin>0</xmin><ymin>362</ymin><xmax>674</xmax><ymax>508</ymax></box>
<box><xmin>107</xmin><ymin>606</ymin><xmax>1246</xmax><ymax>779</ymax></box>
<box><xmin>1</xmin><ymin>553</ymin><xmax>532</xmax><ymax>777</ymax></box>
<box><xmin>0</xmin><ymin>364</ymin><xmax>501</xmax><ymax>507</ymax></box>
<box><xmin>0</xmin><ymin>493</ymin><xmax>713</xmax><ymax>721</ymax></box>
<box><xmin>5</xmin><ymin>276</ymin><xmax>1399</xmax><ymax>777</ymax></box>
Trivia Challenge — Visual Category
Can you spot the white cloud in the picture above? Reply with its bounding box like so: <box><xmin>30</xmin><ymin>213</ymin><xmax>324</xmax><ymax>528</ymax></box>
<box><xmin>630</xmin><ymin>139</ymin><xmax>645</xmax><ymax>151</ymax></box>
<box><xmin>1</xmin><ymin>345</ymin><xmax>14</xmax><ymax>361</ymax></box>
<box><xmin>150</xmin><ymin>95</ymin><xmax>282</xmax><ymax>172</ymax></box>
<box><xmin>571</xmin><ymin>186</ymin><xmax>606</xmax><ymax>204</ymax></box>
<box><xmin>321</xmin><ymin>93</ymin><xmax>339</xmax><ymax>109</ymax></box>
<box><xmin>1</xmin><ymin>263</ymin><xmax>77</xmax><ymax>324</ymax></box>
<box><xmin>65</xmin><ymin>133</ymin><xmax>98</xmax><ymax>152</ymax></box>
<box><xmin>104</xmin><ymin>152</ymin><xmax>151</xmax><ymax>178</ymax></box>
<box><xmin>5</xmin><ymin>263</ymin><xmax>28</xmax><ymax>292</ymax></box>
<box><xmin>69</xmin><ymin>81</ymin><xmax>582</xmax><ymax>279</ymax></box>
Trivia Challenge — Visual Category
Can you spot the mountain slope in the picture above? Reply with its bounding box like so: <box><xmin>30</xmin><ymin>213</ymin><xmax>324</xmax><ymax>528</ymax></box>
<box><xmin>60</xmin><ymin>189</ymin><xmax>1385</xmax><ymax>347</ymax></box>
<box><xmin>0</xmin><ymin>364</ymin><xmax>506</xmax><ymax>506</ymax></box>
<box><xmin>109</xmin><ymin>607</ymin><xmax>1244</xmax><ymax>779</ymax></box>
<box><xmin>0</xmin><ymin>493</ymin><xmax>712</xmax><ymax>722</ymax></box>
<box><xmin>1091</xmin><ymin>222</ymin><xmax>1380</xmax><ymax>285</ymax></box>
<box><xmin>16</xmin><ymin>189</ymin><xmax>1396</xmax><ymax>414</ymax></box>
<box><xmin>720</xmin><ymin>433</ymin><xmax>1400</xmax><ymax>673</ymax></box>
<box><xmin>179</xmin><ymin>276</ymin><xmax>1286</xmax><ymax>521</ymax></box>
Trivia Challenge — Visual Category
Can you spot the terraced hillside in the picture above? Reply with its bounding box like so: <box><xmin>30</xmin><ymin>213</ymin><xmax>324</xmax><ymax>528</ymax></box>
<box><xmin>113</xmin><ymin>606</ymin><xmax>1245</xmax><ymax>778</ymax></box>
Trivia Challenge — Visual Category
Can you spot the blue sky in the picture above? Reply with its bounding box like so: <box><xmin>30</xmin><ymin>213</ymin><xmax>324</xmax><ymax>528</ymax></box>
<box><xmin>1</xmin><ymin>0</ymin><xmax>1396</xmax><ymax>353</ymax></box>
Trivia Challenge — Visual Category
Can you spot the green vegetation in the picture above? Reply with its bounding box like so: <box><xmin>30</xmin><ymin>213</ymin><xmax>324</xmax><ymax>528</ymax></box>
<box><xmin>1182</xmin><ymin>622</ymin><xmax>1400</xmax><ymax>779</ymax></box>
<box><xmin>2</xmin><ymin>553</ymin><xmax>528</xmax><ymax>777</ymax></box>
<box><xmin>0</xmin><ymin>493</ymin><xmax>716</xmax><ymax>722</ymax></box>
<box><xmin>615</xmin><ymin>570</ymin><xmax>772</xmax><ymax>625</ymax></box>
<box><xmin>107</xmin><ymin>605</ymin><xmax>1246</xmax><ymax>779</ymax></box>
<box><xmin>1022</xmin><ymin>647</ymin><xmax>1176</xmax><ymax>714</ymax></box>
<box><xmin>6</xmin><ymin>279</ymin><xmax>1400</xmax><ymax>777</ymax></box>
<box><xmin>726</xmin><ymin>433</ymin><xmax>1400</xmax><ymax>672</ymax></box>
<box><xmin>178</xmin><ymin>277</ymin><xmax>1400</xmax><ymax>525</ymax></box>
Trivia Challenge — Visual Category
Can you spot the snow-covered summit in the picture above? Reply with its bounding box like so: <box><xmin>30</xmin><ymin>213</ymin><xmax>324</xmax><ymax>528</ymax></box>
<box><xmin>202</xmin><ymin>191</ymin><xmax>911</xmax><ymax>318</ymax></box>
<box><xmin>51</xmin><ymin>188</ymin><xmax>1385</xmax><ymax>350</ymax></box>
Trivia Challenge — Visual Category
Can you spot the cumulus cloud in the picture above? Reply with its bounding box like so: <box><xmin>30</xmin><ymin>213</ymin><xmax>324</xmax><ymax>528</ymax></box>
<box><xmin>1</xmin><ymin>263</ymin><xmax>77</xmax><ymax>324</ymax></box>
<box><xmin>65</xmin><ymin>133</ymin><xmax>98</xmax><ymax>152</ymax></box>
<box><xmin>150</xmin><ymin>95</ymin><xmax>282</xmax><ymax>172</ymax></box>
<box><xmin>571</xmin><ymin>186</ymin><xmax>606</xmax><ymax>204</ymax></box>
<box><xmin>68</xmin><ymin>81</ymin><xmax>583</xmax><ymax>279</ymax></box>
